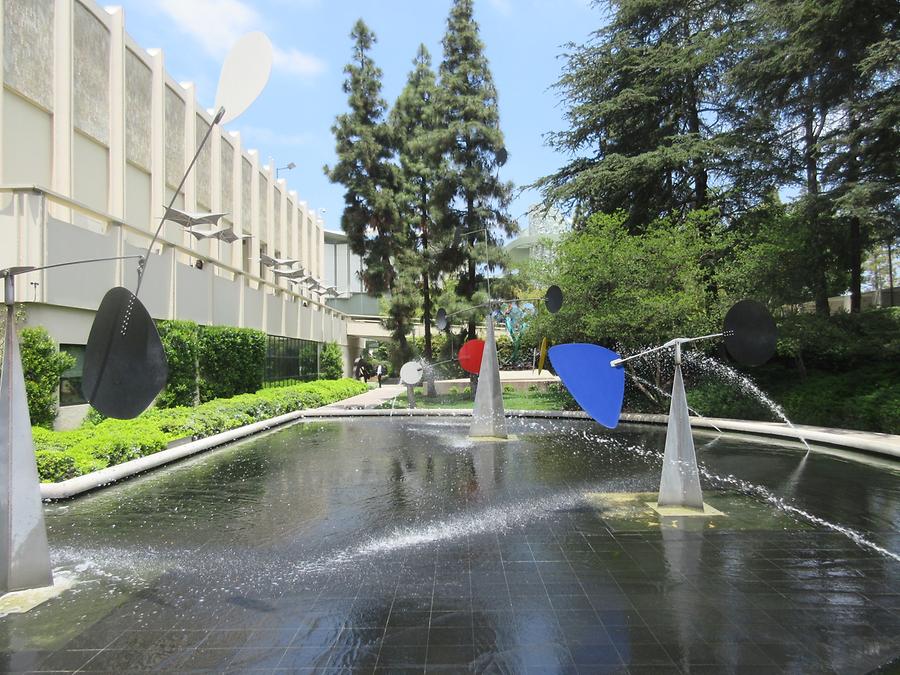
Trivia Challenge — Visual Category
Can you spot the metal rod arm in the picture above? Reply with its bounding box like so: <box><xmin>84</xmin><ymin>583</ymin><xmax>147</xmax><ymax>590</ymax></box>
<box><xmin>443</xmin><ymin>302</ymin><xmax>491</xmax><ymax>320</ymax></box>
<box><xmin>610</xmin><ymin>332</ymin><xmax>725</xmax><ymax>367</ymax></box>
<box><xmin>136</xmin><ymin>106</ymin><xmax>225</xmax><ymax>297</ymax></box>
<box><xmin>6</xmin><ymin>255</ymin><xmax>144</xmax><ymax>275</ymax></box>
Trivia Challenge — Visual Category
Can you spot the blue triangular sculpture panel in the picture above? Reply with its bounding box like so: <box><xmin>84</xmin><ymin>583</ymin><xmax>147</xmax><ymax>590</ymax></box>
<box><xmin>549</xmin><ymin>343</ymin><xmax>625</xmax><ymax>429</ymax></box>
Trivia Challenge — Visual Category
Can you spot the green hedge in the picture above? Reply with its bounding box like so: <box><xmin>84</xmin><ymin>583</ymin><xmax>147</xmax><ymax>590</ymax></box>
<box><xmin>33</xmin><ymin>378</ymin><xmax>367</xmax><ymax>483</ymax></box>
<box><xmin>198</xmin><ymin>326</ymin><xmax>267</xmax><ymax>402</ymax></box>
<box><xmin>154</xmin><ymin>321</ymin><xmax>268</xmax><ymax>408</ymax></box>
<box><xmin>156</xmin><ymin>320</ymin><xmax>200</xmax><ymax>408</ymax></box>
<box><xmin>19</xmin><ymin>327</ymin><xmax>75</xmax><ymax>428</ymax></box>
<box><xmin>319</xmin><ymin>342</ymin><xmax>344</xmax><ymax>380</ymax></box>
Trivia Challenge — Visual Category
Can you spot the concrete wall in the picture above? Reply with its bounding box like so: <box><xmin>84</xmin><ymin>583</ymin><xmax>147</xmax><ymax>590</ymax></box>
<box><xmin>0</xmin><ymin>0</ymin><xmax>351</xmax><ymax>355</ymax></box>
<box><xmin>0</xmin><ymin>0</ymin><xmax>335</xmax><ymax>319</ymax></box>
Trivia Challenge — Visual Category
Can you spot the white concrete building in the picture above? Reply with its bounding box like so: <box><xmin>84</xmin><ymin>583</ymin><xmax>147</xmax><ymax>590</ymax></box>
<box><xmin>0</xmin><ymin>0</ymin><xmax>367</xmax><ymax>414</ymax></box>
<box><xmin>505</xmin><ymin>204</ymin><xmax>570</xmax><ymax>267</ymax></box>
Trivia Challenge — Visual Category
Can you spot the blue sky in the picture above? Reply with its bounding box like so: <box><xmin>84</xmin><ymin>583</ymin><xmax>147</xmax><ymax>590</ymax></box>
<box><xmin>114</xmin><ymin>0</ymin><xmax>599</xmax><ymax>234</ymax></box>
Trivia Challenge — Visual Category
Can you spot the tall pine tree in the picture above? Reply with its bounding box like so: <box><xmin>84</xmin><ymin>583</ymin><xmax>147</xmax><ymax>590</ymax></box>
<box><xmin>325</xmin><ymin>20</ymin><xmax>401</xmax><ymax>295</ymax></box>
<box><xmin>390</xmin><ymin>45</ymin><xmax>451</xmax><ymax>367</ymax></box>
<box><xmin>437</xmin><ymin>0</ymin><xmax>515</xmax><ymax>339</ymax></box>
<box><xmin>326</xmin><ymin>20</ymin><xmax>414</xmax><ymax>353</ymax></box>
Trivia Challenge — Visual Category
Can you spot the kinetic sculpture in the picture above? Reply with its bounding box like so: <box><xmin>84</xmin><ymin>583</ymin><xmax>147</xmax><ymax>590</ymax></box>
<box><xmin>549</xmin><ymin>299</ymin><xmax>777</xmax><ymax>510</ymax></box>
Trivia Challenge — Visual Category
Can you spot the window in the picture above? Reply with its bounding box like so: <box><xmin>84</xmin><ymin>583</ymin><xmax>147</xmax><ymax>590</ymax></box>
<box><xmin>264</xmin><ymin>335</ymin><xmax>321</xmax><ymax>387</ymax></box>
<box><xmin>59</xmin><ymin>344</ymin><xmax>87</xmax><ymax>406</ymax></box>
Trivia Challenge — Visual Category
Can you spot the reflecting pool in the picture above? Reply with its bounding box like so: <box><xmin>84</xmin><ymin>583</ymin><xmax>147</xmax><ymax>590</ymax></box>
<box><xmin>2</xmin><ymin>417</ymin><xmax>898</xmax><ymax>672</ymax></box>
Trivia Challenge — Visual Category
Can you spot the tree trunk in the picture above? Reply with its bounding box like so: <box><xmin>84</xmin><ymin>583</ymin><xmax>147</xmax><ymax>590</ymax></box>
<box><xmin>466</xmin><ymin>192</ymin><xmax>477</xmax><ymax>341</ymax></box>
<box><xmin>847</xmin><ymin>108</ymin><xmax>863</xmax><ymax>314</ymax></box>
<box><xmin>803</xmin><ymin>103</ymin><xmax>829</xmax><ymax>316</ymax></box>
<box><xmin>889</xmin><ymin>241</ymin><xmax>895</xmax><ymax>307</ymax></box>
<box><xmin>685</xmin><ymin>73</ymin><xmax>708</xmax><ymax>212</ymax></box>
<box><xmin>421</xmin><ymin>209</ymin><xmax>437</xmax><ymax>397</ymax></box>
<box><xmin>849</xmin><ymin>215</ymin><xmax>862</xmax><ymax>313</ymax></box>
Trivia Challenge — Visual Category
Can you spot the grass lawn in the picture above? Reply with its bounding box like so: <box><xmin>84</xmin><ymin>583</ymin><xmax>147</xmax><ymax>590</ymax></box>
<box><xmin>381</xmin><ymin>388</ymin><xmax>578</xmax><ymax>411</ymax></box>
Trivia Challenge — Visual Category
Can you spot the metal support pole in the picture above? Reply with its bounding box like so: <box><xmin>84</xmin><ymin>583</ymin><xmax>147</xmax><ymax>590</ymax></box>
<box><xmin>406</xmin><ymin>384</ymin><xmax>416</xmax><ymax>409</ymax></box>
<box><xmin>0</xmin><ymin>274</ymin><xmax>53</xmax><ymax>593</ymax></box>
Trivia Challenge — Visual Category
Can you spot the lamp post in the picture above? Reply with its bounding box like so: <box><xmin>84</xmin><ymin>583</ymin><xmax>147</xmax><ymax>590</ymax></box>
<box><xmin>276</xmin><ymin>162</ymin><xmax>296</xmax><ymax>180</ymax></box>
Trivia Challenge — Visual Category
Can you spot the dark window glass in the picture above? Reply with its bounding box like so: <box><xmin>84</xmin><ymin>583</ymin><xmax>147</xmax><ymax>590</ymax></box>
<box><xmin>59</xmin><ymin>344</ymin><xmax>87</xmax><ymax>406</ymax></box>
<box><xmin>264</xmin><ymin>335</ymin><xmax>321</xmax><ymax>388</ymax></box>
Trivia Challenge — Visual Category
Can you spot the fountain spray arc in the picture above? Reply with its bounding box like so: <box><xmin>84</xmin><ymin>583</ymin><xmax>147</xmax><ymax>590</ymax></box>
<box><xmin>550</xmin><ymin>299</ymin><xmax>777</xmax><ymax>511</ymax></box>
<box><xmin>0</xmin><ymin>33</ymin><xmax>272</xmax><ymax>597</ymax></box>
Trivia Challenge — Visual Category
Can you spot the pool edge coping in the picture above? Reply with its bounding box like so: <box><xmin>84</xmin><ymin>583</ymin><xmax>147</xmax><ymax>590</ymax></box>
<box><xmin>40</xmin><ymin>407</ymin><xmax>898</xmax><ymax>500</ymax></box>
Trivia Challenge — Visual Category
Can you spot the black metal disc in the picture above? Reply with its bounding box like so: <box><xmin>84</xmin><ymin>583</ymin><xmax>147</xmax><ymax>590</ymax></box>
<box><xmin>545</xmin><ymin>285</ymin><xmax>563</xmax><ymax>314</ymax></box>
<box><xmin>82</xmin><ymin>287</ymin><xmax>168</xmax><ymax>419</ymax></box>
<box><xmin>435</xmin><ymin>308</ymin><xmax>448</xmax><ymax>331</ymax></box>
<box><xmin>723</xmin><ymin>299</ymin><xmax>777</xmax><ymax>367</ymax></box>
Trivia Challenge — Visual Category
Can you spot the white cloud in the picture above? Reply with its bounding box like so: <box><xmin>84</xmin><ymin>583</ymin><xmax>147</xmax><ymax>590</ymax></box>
<box><xmin>156</xmin><ymin>0</ymin><xmax>324</xmax><ymax>80</ymax></box>
<box><xmin>273</xmin><ymin>47</ymin><xmax>326</xmax><ymax>78</ymax></box>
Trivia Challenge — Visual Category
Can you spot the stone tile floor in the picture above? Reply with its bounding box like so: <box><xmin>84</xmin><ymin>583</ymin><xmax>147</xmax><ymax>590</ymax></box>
<box><xmin>3</xmin><ymin>526</ymin><xmax>898</xmax><ymax>673</ymax></box>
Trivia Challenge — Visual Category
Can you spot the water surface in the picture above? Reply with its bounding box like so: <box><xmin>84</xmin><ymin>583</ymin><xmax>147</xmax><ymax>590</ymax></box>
<box><xmin>2</xmin><ymin>417</ymin><xmax>898</xmax><ymax>672</ymax></box>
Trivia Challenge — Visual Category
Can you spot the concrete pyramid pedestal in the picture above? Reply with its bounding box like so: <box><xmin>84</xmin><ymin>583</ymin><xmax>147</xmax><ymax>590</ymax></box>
<box><xmin>0</xmin><ymin>296</ymin><xmax>53</xmax><ymax>594</ymax></box>
<box><xmin>469</xmin><ymin>314</ymin><xmax>507</xmax><ymax>439</ymax></box>
<box><xmin>657</xmin><ymin>363</ymin><xmax>704</xmax><ymax>511</ymax></box>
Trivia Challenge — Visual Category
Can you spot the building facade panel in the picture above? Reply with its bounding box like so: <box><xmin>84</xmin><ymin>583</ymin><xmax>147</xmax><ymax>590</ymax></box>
<box><xmin>212</xmin><ymin>275</ymin><xmax>240</xmax><ymax>327</ymax></box>
<box><xmin>4</xmin><ymin>0</ymin><xmax>54</xmax><ymax>111</ymax></box>
<box><xmin>72</xmin><ymin>0</ymin><xmax>109</xmax><ymax>144</ymax></box>
<box><xmin>2</xmin><ymin>89</ymin><xmax>52</xmax><ymax>185</ymax></box>
<box><xmin>175</xmin><ymin>263</ymin><xmax>211</xmax><ymax>324</ymax></box>
<box><xmin>123</xmin><ymin>242</ymin><xmax>172</xmax><ymax>319</ymax></box>
<box><xmin>45</xmin><ymin>217</ymin><xmax>116</xmax><ymax>309</ymax></box>
<box><xmin>124</xmin><ymin>48</ymin><xmax>151</xmax><ymax>169</ymax></box>
<box><xmin>194</xmin><ymin>114</ymin><xmax>211</xmax><ymax>210</ymax></box>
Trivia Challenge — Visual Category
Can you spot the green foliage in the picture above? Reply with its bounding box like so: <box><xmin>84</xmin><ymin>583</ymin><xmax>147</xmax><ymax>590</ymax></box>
<box><xmin>319</xmin><ymin>342</ymin><xmax>344</xmax><ymax>380</ymax></box>
<box><xmin>33</xmin><ymin>379</ymin><xmax>367</xmax><ymax>482</ymax></box>
<box><xmin>33</xmin><ymin>450</ymin><xmax>78</xmax><ymax>483</ymax></box>
<box><xmin>687</xmin><ymin>364</ymin><xmax>900</xmax><ymax>434</ymax></box>
<box><xmin>156</xmin><ymin>320</ymin><xmax>200</xmax><ymax>408</ymax></box>
<box><xmin>18</xmin><ymin>327</ymin><xmax>75</xmax><ymax>428</ymax></box>
<box><xmin>534</xmin><ymin>211</ymin><xmax>717</xmax><ymax>349</ymax></box>
<box><xmin>197</xmin><ymin>326</ymin><xmax>266</xmax><ymax>402</ymax></box>
<box><xmin>535</xmin><ymin>0</ymin><xmax>743</xmax><ymax>227</ymax></box>
<box><xmin>682</xmin><ymin>310</ymin><xmax>900</xmax><ymax>433</ymax></box>
<box><xmin>390</xmin><ymin>44</ymin><xmax>459</xmax><ymax>362</ymax></box>
<box><xmin>776</xmin><ymin>308</ymin><xmax>900</xmax><ymax>369</ymax></box>
<box><xmin>538</xmin><ymin>0</ymin><xmax>898</xmax><ymax>314</ymax></box>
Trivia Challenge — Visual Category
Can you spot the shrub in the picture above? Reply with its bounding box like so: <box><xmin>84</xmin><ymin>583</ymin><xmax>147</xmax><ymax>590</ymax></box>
<box><xmin>19</xmin><ymin>327</ymin><xmax>75</xmax><ymax>428</ymax></box>
<box><xmin>69</xmin><ymin>420</ymin><xmax>170</xmax><ymax>466</ymax></box>
<box><xmin>34</xmin><ymin>450</ymin><xmax>78</xmax><ymax>482</ymax></box>
<box><xmin>83</xmin><ymin>406</ymin><xmax>107</xmax><ymax>426</ymax></box>
<box><xmin>156</xmin><ymin>320</ymin><xmax>200</xmax><ymax>408</ymax></box>
<box><xmin>34</xmin><ymin>378</ymin><xmax>368</xmax><ymax>482</ymax></box>
<box><xmin>319</xmin><ymin>342</ymin><xmax>344</xmax><ymax>380</ymax></box>
<box><xmin>198</xmin><ymin>326</ymin><xmax>266</xmax><ymax>401</ymax></box>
